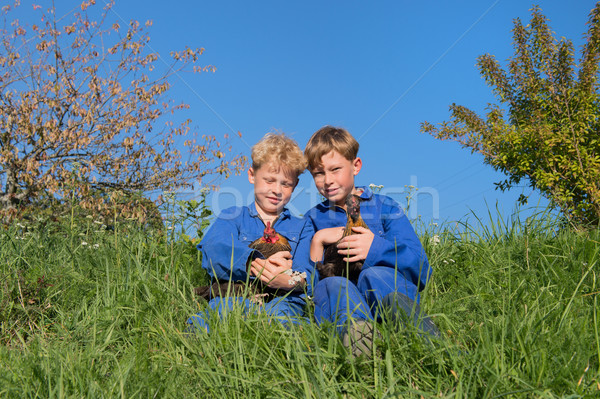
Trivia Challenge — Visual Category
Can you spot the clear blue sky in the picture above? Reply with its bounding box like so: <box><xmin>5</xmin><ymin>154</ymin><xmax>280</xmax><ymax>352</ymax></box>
<box><xmin>31</xmin><ymin>1</ymin><xmax>600</xmax><ymax>227</ymax></box>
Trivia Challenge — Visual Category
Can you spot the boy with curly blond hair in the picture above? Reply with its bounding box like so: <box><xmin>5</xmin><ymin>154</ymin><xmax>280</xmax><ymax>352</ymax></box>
<box><xmin>186</xmin><ymin>132</ymin><xmax>314</xmax><ymax>333</ymax></box>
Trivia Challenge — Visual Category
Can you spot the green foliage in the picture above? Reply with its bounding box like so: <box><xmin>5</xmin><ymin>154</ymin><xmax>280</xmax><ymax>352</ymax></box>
<box><xmin>160</xmin><ymin>188</ymin><xmax>213</xmax><ymax>242</ymax></box>
<box><xmin>421</xmin><ymin>4</ymin><xmax>600</xmax><ymax>227</ymax></box>
<box><xmin>3</xmin><ymin>189</ymin><xmax>164</xmax><ymax>235</ymax></box>
<box><xmin>159</xmin><ymin>189</ymin><xmax>213</xmax><ymax>286</ymax></box>
<box><xmin>1</xmin><ymin>207</ymin><xmax>599</xmax><ymax>397</ymax></box>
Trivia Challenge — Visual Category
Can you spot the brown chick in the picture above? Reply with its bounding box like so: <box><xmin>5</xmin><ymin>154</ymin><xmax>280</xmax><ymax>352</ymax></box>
<box><xmin>194</xmin><ymin>221</ymin><xmax>291</xmax><ymax>301</ymax></box>
<box><xmin>317</xmin><ymin>194</ymin><xmax>369</xmax><ymax>281</ymax></box>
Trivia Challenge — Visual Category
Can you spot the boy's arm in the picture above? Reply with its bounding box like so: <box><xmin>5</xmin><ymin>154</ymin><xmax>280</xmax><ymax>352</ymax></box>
<box><xmin>363</xmin><ymin>199</ymin><xmax>431</xmax><ymax>290</ymax></box>
<box><xmin>199</xmin><ymin>207</ymin><xmax>255</xmax><ymax>282</ymax></box>
<box><xmin>291</xmin><ymin>219</ymin><xmax>316</xmax><ymax>293</ymax></box>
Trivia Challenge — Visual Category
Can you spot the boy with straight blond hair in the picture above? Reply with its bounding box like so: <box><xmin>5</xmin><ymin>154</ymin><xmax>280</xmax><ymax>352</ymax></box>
<box><xmin>186</xmin><ymin>132</ymin><xmax>314</xmax><ymax>333</ymax></box>
<box><xmin>305</xmin><ymin>125</ymin><xmax>437</xmax><ymax>356</ymax></box>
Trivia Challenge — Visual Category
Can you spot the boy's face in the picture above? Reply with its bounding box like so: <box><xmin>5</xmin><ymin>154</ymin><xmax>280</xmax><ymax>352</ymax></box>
<box><xmin>248</xmin><ymin>163</ymin><xmax>298</xmax><ymax>219</ymax></box>
<box><xmin>310</xmin><ymin>150</ymin><xmax>362</xmax><ymax>207</ymax></box>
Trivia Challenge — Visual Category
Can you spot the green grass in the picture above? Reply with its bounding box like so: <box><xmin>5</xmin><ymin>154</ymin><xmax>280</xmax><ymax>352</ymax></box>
<box><xmin>1</xmin><ymin>210</ymin><xmax>599</xmax><ymax>398</ymax></box>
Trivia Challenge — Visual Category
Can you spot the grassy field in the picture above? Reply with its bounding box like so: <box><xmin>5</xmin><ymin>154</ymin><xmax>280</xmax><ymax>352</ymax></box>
<box><xmin>0</xmin><ymin>210</ymin><xmax>599</xmax><ymax>398</ymax></box>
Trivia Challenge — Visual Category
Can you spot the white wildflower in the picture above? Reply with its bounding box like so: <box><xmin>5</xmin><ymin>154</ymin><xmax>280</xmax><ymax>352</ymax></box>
<box><xmin>16</xmin><ymin>222</ymin><xmax>25</xmax><ymax>228</ymax></box>
<box><xmin>81</xmin><ymin>241</ymin><xmax>88</xmax><ymax>246</ymax></box>
<box><xmin>443</xmin><ymin>260</ymin><xmax>448</xmax><ymax>264</ymax></box>
<box><xmin>449</xmin><ymin>258</ymin><xmax>455</xmax><ymax>263</ymax></box>
<box><xmin>368</xmin><ymin>183</ymin><xmax>384</xmax><ymax>193</ymax></box>
<box><xmin>284</xmin><ymin>270</ymin><xmax>307</xmax><ymax>286</ymax></box>
<box><xmin>93</xmin><ymin>244</ymin><xmax>100</xmax><ymax>249</ymax></box>
<box><xmin>430</xmin><ymin>235</ymin><xmax>440</xmax><ymax>246</ymax></box>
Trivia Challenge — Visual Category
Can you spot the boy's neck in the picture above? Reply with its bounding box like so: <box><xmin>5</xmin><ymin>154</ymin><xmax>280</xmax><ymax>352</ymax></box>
<box><xmin>260</xmin><ymin>214</ymin><xmax>279</xmax><ymax>224</ymax></box>
<box><xmin>255</xmin><ymin>206</ymin><xmax>281</xmax><ymax>225</ymax></box>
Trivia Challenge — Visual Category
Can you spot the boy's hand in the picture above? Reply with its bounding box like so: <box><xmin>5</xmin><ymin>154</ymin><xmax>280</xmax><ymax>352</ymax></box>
<box><xmin>267</xmin><ymin>251</ymin><xmax>293</xmax><ymax>264</ymax></box>
<box><xmin>250</xmin><ymin>252</ymin><xmax>295</xmax><ymax>290</ymax></box>
<box><xmin>310</xmin><ymin>227</ymin><xmax>344</xmax><ymax>262</ymax></box>
<box><xmin>337</xmin><ymin>226</ymin><xmax>374</xmax><ymax>262</ymax></box>
<box><xmin>316</xmin><ymin>227</ymin><xmax>345</xmax><ymax>245</ymax></box>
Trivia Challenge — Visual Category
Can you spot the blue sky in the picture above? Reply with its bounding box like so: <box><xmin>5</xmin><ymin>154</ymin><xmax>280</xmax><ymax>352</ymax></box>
<box><xmin>30</xmin><ymin>1</ymin><xmax>600</xmax><ymax>227</ymax></box>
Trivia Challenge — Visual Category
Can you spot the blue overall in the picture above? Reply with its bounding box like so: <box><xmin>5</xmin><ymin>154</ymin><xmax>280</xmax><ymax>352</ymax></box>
<box><xmin>186</xmin><ymin>203</ymin><xmax>314</xmax><ymax>333</ymax></box>
<box><xmin>305</xmin><ymin>186</ymin><xmax>431</xmax><ymax>331</ymax></box>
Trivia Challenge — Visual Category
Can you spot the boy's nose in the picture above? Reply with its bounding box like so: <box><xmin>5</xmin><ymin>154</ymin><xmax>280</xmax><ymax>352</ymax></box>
<box><xmin>324</xmin><ymin>172</ymin><xmax>333</xmax><ymax>185</ymax></box>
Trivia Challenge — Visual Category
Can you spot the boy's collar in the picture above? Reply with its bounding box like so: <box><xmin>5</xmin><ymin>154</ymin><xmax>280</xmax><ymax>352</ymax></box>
<box><xmin>356</xmin><ymin>185</ymin><xmax>373</xmax><ymax>199</ymax></box>
<box><xmin>249</xmin><ymin>202</ymin><xmax>290</xmax><ymax>220</ymax></box>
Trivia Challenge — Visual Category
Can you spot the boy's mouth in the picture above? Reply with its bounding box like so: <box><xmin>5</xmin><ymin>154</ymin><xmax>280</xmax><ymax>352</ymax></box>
<box><xmin>266</xmin><ymin>196</ymin><xmax>280</xmax><ymax>204</ymax></box>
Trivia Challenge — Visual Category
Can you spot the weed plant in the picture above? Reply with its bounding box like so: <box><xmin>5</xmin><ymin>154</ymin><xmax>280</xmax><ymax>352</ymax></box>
<box><xmin>0</xmin><ymin>206</ymin><xmax>598</xmax><ymax>398</ymax></box>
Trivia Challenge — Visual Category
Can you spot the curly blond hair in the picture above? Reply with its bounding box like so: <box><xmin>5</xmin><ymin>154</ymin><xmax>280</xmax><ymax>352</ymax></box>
<box><xmin>304</xmin><ymin>125</ymin><xmax>359</xmax><ymax>170</ymax></box>
<box><xmin>251</xmin><ymin>132</ymin><xmax>307</xmax><ymax>178</ymax></box>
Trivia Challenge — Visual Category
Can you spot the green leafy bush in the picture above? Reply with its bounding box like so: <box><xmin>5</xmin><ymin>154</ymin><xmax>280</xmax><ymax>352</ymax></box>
<box><xmin>422</xmin><ymin>4</ymin><xmax>600</xmax><ymax>227</ymax></box>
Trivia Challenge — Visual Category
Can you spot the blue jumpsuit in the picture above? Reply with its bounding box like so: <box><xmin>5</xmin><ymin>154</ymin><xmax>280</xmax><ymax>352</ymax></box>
<box><xmin>305</xmin><ymin>186</ymin><xmax>431</xmax><ymax>331</ymax></box>
<box><xmin>186</xmin><ymin>203</ymin><xmax>314</xmax><ymax>333</ymax></box>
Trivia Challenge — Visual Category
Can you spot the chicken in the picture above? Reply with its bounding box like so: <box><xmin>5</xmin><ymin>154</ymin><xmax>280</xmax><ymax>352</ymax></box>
<box><xmin>194</xmin><ymin>221</ymin><xmax>291</xmax><ymax>301</ymax></box>
<box><xmin>248</xmin><ymin>221</ymin><xmax>292</xmax><ymax>258</ymax></box>
<box><xmin>316</xmin><ymin>194</ymin><xmax>369</xmax><ymax>281</ymax></box>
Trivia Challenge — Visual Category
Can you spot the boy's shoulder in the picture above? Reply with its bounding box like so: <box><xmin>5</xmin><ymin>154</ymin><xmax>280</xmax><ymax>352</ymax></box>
<box><xmin>277</xmin><ymin>208</ymin><xmax>310</xmax><ymax>230</ymax></box>
<box><xmin>303</xmin><ymin>200</ymin><xmax>337</xmax><ymax>223</ymax></box>
<box><xmin>365</xmin><ymin>191</ymin><xmax>402</xmax><ymax>209</ymax></box>
<box><xmin>362</xmin><ymin>191</ymin><xmax>407</xmax><ymax>221</ymax></box>
<box><xmin>216</xmin><ymin>205</ymin><xmax>252</xmax><ymax>221</ymax></box>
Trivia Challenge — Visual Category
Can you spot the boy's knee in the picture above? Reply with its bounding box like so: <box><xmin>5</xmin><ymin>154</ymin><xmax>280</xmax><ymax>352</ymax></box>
<box><xmin>357</xmin><ymin>266</ymin><xmax>419</xmax><ymax>303</ymax></box>
<box><xmin>356</xmin><ymin>266</ymin><xmax>391</xmax><ymax>291</ymax></box>
<box><xmin>265</xmin><ymin>297</ymin><xmax>304</xmax><ymax>318</ymax></box>
<box><xmin>357</xmin><ymin>266</ymin><xmax>379</xmax><ymax>281</ymax></box>
<box><xmin>315</xmin><ymin>276</ymin><xmax>350</xmax><ymax>295</ymax></box>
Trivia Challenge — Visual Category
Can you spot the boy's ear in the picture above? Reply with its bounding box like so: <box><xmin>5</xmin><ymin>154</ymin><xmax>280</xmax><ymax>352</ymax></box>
<box><xmin>248</xmin><ymin>168</ymin><xmax>255</xmax><ymax>184</ymax></box>
<box><xmin>352</xmin><ymin>157</ymin><xmax>362</xmax><ymax>176</ymax></box>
